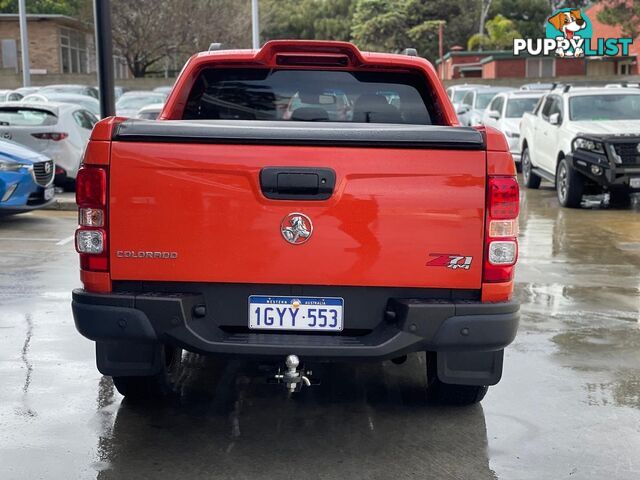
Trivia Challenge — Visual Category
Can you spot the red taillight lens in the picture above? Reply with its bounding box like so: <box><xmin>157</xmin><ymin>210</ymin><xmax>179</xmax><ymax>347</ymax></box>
<box><xmin>31</xmin><ymin>132</ymin><xmax>69</xmax><ymax>141</ymax></box>
<box><xmin>75</xmin><ymin>166</ymin><xmax>108</xmax><ymax>272</ymax></box>
<box><xmin>488</xmin><ymin>176</ymin><xmax>519</xmax><ymax>219</ymax></box>
<box><xmin>76</xmin><ymin>167</ymin><xmax>106</xmax><ymax>208</ymax></box>
<box><xmin>484</xmin><ymin>176</ymin><xmax>519</xmax><ymax>283</ymax></box>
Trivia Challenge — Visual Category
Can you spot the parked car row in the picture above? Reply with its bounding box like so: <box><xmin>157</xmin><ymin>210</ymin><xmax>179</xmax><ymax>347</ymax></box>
<box><xmin>447</xmin><ymin>82</ymin><xmax>640</xmax><ymax>208</ymax></box>
<box><xmin>0</xmin><ymin>83</ymin><xmax>172</xmax><ymax>215</ymax></box>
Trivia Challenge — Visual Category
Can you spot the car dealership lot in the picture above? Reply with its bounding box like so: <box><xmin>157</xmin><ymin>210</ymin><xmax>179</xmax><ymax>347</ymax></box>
<box><xmin>0</xmin><ymin>191</ymin><xmax>639</xmax><ymax>480</ymax></box>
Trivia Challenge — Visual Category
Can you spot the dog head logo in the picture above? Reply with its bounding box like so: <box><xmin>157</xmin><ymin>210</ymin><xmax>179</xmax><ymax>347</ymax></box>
<box><xmin>545</xmin><ymin>8</ymin><xmax>592</xmax><ymax>57</ymax></box>
<box><xmin>548</xmin><ymin>9</ymin><xmax>586</xmax><ymax>40</ymax></box>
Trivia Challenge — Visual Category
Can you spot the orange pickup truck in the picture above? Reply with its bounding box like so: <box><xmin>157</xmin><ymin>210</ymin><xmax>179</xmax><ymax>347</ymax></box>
<box><xmin>72</xmin><ymin>41</ymin><xmax>519</xmax><ymax>405</ymax></box>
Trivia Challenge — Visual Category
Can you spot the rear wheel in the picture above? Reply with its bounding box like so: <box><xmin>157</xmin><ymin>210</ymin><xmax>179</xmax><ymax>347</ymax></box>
<box><xmin>112</xmin><ymin>345</ymin><xmax>182</xmax><ymax>402</ymax></box>
<box><xmin>521</xmin><ymin>147</ymin><xmax>541</xmax><ymax>189</ymax></box>
<box><xmin>425</xmin><ymin>352</ymin><xmax>488</xmax><ymax>406</ymax></box>
<box><xmin>556</xmin><ymin>158</ymin><xmax>584</xmax><ymax>208</ymax></box>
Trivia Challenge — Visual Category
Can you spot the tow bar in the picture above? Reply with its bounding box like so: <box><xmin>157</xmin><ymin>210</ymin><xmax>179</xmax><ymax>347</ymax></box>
<box><xmin>272</xmin><ymin>355</ymin><xmax>316</xmax><ymax>393</ymax></box>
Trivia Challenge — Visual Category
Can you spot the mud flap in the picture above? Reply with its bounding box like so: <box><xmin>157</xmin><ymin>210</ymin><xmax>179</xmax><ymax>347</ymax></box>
<box><xmin>96</xmin><ymin>341</ymin><xmax>164</xmax><ymax>377</ymax></box>
<box><xmin>437</xmin><ymin>350</ymin><xmax>504</xmax><ymax>386</ymax></box>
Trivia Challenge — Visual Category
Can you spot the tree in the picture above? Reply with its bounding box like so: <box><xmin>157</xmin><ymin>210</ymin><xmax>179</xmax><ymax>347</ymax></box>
<box><xmin>489</xmin><ymin>0</ymin><xmax>550</xmax><ymax>39</ymax></box>
<box><xmin>0</xmin><ymin>0</ymin><xmax>88</xmax><ymax>15</ymax></box>
<box><xmin>110</xmin><ymin>0</ymin><xmax>250</xmax><ymax>77</ymax></box>
<box><xmin>596</xmin><ymin>0</ymin><xmax>640</xmax><ymax>39</ymax></box>
<box><xmin>350</xmin><ymin>0</ymin><xmax>478</xmax><ymax>62</ymax></box>
<box><xmin>261</xmin><ymin>0</ymin><xmax>354</xmax><ymax>42</ymax></box>
<box><xmin>467</xmin><ymin>14</ymin><xmax>521</xmax><ymax>50</ymax></box>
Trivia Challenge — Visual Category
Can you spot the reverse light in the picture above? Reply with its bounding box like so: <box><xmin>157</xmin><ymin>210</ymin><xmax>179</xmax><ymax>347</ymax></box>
<box><xmin>76</xmin><ymin>229</ymin><xmax>104</xmax><ymax>254</ymax></box>
<box><xmin>31</xmin><ymin>132</ymin><xmax>69</xmax><ymax>141</ymax></box>
<box><xmin>488</xmin><ymin>241</ymin><xmax>517</xmax><ymax>265</ymax></box>
<box><xmin>75</xmin><ymin>166</ymin><xmax>108</xmax><ymax>272</ymax></box>
<box><xmin>484</xmin><ymin>176</ymin><xmax>519</xmax><ymax>283</ymax></box>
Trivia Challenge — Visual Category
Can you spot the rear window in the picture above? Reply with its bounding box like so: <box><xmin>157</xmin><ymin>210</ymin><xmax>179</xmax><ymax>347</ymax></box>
<box><xmin>505</xmin><ymin>97</ymin><xmax>541</xmax><ymax>118</ymax></box>
<box><xmin>0</xmin><ymin>108</ymin><xmax>57</xmax><ymax>126</ymax></box>
<box><xmin>183</xmin><ymin>68</ymin><xmax>441</xmax><ymax>125</ymax></box>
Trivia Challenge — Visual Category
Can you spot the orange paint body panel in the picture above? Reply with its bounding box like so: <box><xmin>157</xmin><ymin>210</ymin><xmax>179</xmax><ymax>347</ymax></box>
<box><xmin>481</xmin><ymin>281</ymin><xmax>514</xmax><ymax>302</ymax></box>
<box><xmin>80</xmin><ymin>270</ymin><xmax>111</xmax><ymax>293</ymax></box>
<box><xmin>109</xmin><ymin>143</ymin><xmax>486</xmax><ymax>289</ymax></box>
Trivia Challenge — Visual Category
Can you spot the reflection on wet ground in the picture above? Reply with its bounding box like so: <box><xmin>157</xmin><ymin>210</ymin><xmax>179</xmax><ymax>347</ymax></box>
<box><xmin>1</xmin><ymin>188</ymin><xmax>639</xmax><ymax>479</ymax></box>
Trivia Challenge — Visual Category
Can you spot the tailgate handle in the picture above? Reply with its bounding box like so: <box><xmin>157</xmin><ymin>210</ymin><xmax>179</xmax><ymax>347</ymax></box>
<box><xmin>260</xmin><ymin>167</ymin><xmax>336</xmax><ymax>200</ymax></box>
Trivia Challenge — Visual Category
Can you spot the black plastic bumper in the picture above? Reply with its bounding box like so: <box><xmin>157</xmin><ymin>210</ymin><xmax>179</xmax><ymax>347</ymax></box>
<box><xmin>72</xmin><ymin>288</ymin><xmax>519</xmax><ymax>384</ymax></box>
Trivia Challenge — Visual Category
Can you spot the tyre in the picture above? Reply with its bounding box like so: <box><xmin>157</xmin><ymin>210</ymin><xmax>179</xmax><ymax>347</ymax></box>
<box><xmin>521</xmin><ymin>147</ymin><xmax>541</xmax><ymax>189</ymax></box>
<box><xmin>112</xmin><ymin>345</ymin><xmax>182</xmax><ymax>402</ymax></box>
<box><xmin>609</xmin><ymin>189</ymin><xmax>631</xmax><ymax>208</ymax></box>
<box><xmin>425</xmin><ymin>352</ymin><xmax>488</xmax><ymax>406</ymax></box>
<box><xmin>556</xmin><ymin>158</ymin><xmax>584</xmax><ymax>208</ymax></box>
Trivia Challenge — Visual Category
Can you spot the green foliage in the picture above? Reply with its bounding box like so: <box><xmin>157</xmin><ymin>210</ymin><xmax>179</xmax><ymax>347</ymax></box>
<box><xmin>351</xmin><ymin>0</ymin><xmax>480</xmax><ymax>61</ymax></box>
<box><xmin>489</xmin><ymin>0</ymin><xmax>549</xmax><ymax>39</ymax></box>
<box><xmin>262</xmin><ymin>0</ymin><xmax>354</xmax><ymax>41</ymax></box>
<box><xmin>468</xmin><ymin>14</ymin><xmax>521</xmax><ymax>50</ymax></box>
<box><xmin>0</xmin><ymin>0</ymin><xmax>89</xmax><ymax>15</ymax></box>
<box><xmin>596</xmin><ymin>0</ymin><xmax>640</xmax><ymax>39</ymax></box>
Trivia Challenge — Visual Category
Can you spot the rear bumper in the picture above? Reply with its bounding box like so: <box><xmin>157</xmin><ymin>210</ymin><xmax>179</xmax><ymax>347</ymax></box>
<box><xmin>72</xmin><ymin>288</ymin><xmax>519</xmax><ymax>360</ymax></box>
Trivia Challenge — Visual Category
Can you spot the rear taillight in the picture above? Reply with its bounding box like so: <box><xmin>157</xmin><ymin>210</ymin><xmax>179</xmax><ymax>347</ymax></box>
<box><xmin>31</xmin><ymin>132</ymin><xmax>69</xmax><ymax>141</ymax></box>
<box><xmin>484</xmin><ymin>176</ymin><xmax>519</xmax><ymax>283</ymax></box>
<box><xmin>75</xmin><ymin>166</ymin><xmax>108</xmax><ymax>271</ymax></box>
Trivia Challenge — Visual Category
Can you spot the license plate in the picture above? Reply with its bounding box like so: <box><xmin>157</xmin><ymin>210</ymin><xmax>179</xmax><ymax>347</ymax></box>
<box><xmin>44</xmin><ymin>186</ymin><xmax>54</xmax><ymax>201</ymax></box>
<box><xmin>249</xmin><ymin>295</ymin><xmax>343</xmax><ymax>332</ymax></box>
<box><xmin>630</xmin><ymin>177</ymin><xmax>640</xmax><ymax>189</ymax></box>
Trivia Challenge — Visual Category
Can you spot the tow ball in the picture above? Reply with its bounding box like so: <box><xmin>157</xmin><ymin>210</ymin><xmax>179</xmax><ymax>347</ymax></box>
<box><xmin>272</xmin><ymin>355</ymin><xmax>316</xmax><ymax>393</ymax></box>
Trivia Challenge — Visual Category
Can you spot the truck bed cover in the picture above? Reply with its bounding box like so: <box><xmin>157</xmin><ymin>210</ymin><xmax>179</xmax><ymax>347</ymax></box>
<box><xmin>113</xmin><ymin>120</ymin><xmax>486</xmax><ymax>150</ymax></box>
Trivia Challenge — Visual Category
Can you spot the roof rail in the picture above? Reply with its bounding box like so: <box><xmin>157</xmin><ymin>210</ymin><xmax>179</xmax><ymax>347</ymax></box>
<box><xmin>563</xmin><ymin>85</ymin><xmax>571</xmax><ymax>93</ymax></box>
<box><xmin>401</xmin><ymin>48</ymin><xmax>418</xmax><ymax>56</ymax></box>
<box><xmin>208</xmin><ymin>43</ymin><xmax>223</xmax><ymax>52</ymax></box>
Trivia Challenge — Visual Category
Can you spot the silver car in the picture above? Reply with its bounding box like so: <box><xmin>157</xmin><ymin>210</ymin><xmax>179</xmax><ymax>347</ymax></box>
<box><xmin>0</xmin><ymin>89</ymin><xmax>24</xmax><ymax>102</ymax></box>
<box><xmin>21</xmin><ymin>92</ymin><xmax>101</xmax><ymax>117</ymax></box>
<box><xmin>135</xmin><ymin>103</ymin><xmax>165</xmax><ymax>120</ymax></box>
<box><xmin>39</xmin><ymin>84</ymin><xmax>99</xmax><ymax>99</ymax></box>
<box><xmin>0</xmin><ymin>102</ymin><xmax>98</xmax><ymax>188</ymax></box>
<box><xmin>116</xmin><ymin>91</ymin><xmax>167</xmax><ymax>117</ymax></box>
<box><xmin>456</xmin><ymin>87</ymin><xmax>514</xmax><ymax>126</ymax></box>
<box><xmin>446</xmin><ymin>84</ymin><xmax>489</xmax><ymax>112</ymax></box>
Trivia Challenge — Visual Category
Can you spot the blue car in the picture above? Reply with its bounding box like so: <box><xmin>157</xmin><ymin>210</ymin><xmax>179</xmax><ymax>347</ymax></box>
<box><xmin>0</xmin><ymin>139</ymin><xmax>55</xmax><ymax>215</ymax></box>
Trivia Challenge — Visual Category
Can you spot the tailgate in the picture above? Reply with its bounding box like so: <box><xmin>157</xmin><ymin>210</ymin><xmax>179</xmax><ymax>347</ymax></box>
<box><xmin>108</xmin><ymin>121</ymin><xmax>486</xmax><ymax>289</ymax></box>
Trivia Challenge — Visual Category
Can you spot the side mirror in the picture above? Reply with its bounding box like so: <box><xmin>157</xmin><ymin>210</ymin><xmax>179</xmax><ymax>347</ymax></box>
<box><xmin>488</xmin><ymin>110</ymin><xmax>500</xmax><ymax>120</ymax></box>
<box><xmin>456</xmin><ymin>105</ymin><xmax>469</xmax><ymax>115</ymax></box>
<box><xmin>549</xmin><ymin>113</ymin><xmax>560</xmax><ymax>125</ymax></box>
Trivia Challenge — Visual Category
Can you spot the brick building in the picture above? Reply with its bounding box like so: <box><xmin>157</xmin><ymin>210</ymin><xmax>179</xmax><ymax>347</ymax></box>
<box><xmin>0</xmin><ymin>14</ymin><xmax>129</xmax><ymax>78</ymax></box>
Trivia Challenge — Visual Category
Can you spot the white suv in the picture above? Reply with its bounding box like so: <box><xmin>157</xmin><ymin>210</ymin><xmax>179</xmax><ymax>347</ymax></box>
<box><xmin>519</xmin><ymin>86</ymin><xmax>640</xmax><ymax>208</ymax></box>
<box><xmin>482</xmin><ymin>90</ymin><xmax>544</xmax><ymax>168</ymax></box>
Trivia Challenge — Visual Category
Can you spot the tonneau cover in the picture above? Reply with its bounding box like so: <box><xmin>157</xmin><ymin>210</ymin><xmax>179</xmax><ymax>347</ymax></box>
<box><xmin>113</xmin><ymin>119</ymin><xmax>485</xmax><ymax>150</ymax></box>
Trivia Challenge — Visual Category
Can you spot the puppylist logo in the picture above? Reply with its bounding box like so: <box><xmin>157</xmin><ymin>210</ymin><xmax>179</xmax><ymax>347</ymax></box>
<box><xmin>513</xmin><ymin>8</ymin><xmax>633</xmax><ymax>58</ymax></box>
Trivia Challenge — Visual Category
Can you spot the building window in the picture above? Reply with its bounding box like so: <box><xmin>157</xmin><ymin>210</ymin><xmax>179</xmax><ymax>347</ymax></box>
<box><xmin>526</xmin><ymin>58</ymin><xmax>554</xmax><ymax>78</ymax></box>
<box><xmin>60</xmin><ymin>28</ymin><xmax>87</xmax><ymax>74</ymax></box>
<box><xmin>618</xmin><ymin>60</ymin><xmax>633</xmax><ymax>75</ymax></box>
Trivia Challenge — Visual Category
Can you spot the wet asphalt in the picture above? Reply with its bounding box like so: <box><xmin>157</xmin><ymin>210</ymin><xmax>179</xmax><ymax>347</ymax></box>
<box><xmin>0</xmin><ymin>186</ymin><xmax>639</xmax><ymax>480</ymax></box>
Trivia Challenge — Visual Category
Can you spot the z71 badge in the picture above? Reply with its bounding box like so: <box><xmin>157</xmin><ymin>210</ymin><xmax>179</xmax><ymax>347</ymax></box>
<box><xmin>426</xmin><ymin>253</ymin><xmax>473</xmax><ymax>270</ymax></box>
